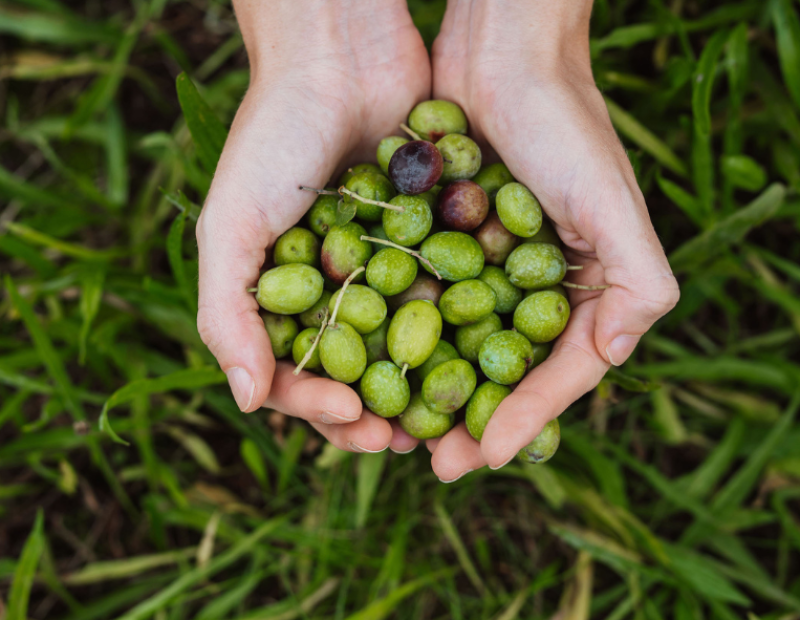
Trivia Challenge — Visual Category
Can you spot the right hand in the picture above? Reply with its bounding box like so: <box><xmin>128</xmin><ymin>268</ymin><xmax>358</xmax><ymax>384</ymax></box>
<box><xmin>196</xmin><ymin>0</ymin><xmax>428</xmax><ymax>454</ymax></box>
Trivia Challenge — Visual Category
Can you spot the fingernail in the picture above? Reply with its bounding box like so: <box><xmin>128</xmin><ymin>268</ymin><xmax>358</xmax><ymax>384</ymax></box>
<box><xmin>348</xmin><ymin>441</ymin><xmax>388</xmax><ymax>454</ymax></box>
<box><xmin>226</xmin><ymin>367</ymin><xmax>254</xmax><ymax>412</ymax></box>
<box><xmin>489</xmin><ymin>455</ymin><xmax>515</xmax><ymax>471</ymax></box>
<box><xmin>606</xmin><ymin>334</ymin><xmax>639</xmax><ymax>366</ymax></box>
<box><xmin>439</xmin><ymin>469</ymin><xmax>473</xmax><ymax>484</ymax></box>
<box><xmin>391</xmin><ymin>446</ymin><xmax>416</xmax><ymax>455</ymax></box>
<box><xmin>320</xmin><ymin>411</ymin><xmax>359</xmax><ymax>424</ymax></box>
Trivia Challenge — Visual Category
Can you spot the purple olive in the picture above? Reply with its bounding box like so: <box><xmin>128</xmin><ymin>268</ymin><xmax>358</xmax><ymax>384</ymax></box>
<box><xmin>473</xmin><ymin>211</ymin><xmax>520</xmax><ymax>265</ymax></box>
<box><xmin>436</xmin><ymin>180</ymin><xmax>489</xmax><ymax>232</ymax></box>
<box><xmin>388</xmin><ymin>141</ymin><xmax>443</xmax><ymax>195</ymax></box>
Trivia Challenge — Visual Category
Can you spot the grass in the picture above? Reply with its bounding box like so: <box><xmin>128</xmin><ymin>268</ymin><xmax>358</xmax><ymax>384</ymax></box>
<box><xmin>2</xmin><ymin>0</ymin><xmax>800</xmax><ymax>618</ymax></box>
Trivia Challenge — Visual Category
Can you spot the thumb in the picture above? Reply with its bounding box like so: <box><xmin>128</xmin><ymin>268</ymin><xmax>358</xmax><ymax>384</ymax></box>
<box><xmin>196</xmin><ymin>201</ymin><xmax>276</xmax><ymax>413</ymax></box>
<box><xmin>592</xmin><ymin>196</ymin><xmax>680</xmax><ymax>366</ymax></box>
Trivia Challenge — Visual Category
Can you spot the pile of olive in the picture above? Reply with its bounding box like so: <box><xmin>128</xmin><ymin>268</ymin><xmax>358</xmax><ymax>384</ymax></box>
<box><xmin>253</xmin><ymin>101</ymin><xmax>599</xmax><ymax>465</ymax></box>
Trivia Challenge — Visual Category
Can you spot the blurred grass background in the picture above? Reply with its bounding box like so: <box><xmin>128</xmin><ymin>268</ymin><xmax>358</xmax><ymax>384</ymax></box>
<box><xmin>2</xmin><ymin>0</ymin><xmax>800</xmax><ymax>618</ymax></box>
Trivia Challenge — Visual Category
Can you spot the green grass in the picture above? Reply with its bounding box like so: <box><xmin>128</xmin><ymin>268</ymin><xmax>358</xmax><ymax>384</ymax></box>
<box><xmin>2</xmin><ymin>0</ymin><xmax>800</xmax><ymax>618</ymax></box>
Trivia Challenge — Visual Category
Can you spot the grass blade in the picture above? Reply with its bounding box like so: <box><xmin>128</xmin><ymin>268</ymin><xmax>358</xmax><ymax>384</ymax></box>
<box><xmin>434</xmin><ymin>501</ymin><xmax>486</xmax><ymax>595</ymax></box>
<box><xmin>669</xmin><ymin>184</ymin><xmax>786</xmax><ymax>272</ymax></box>
<box><xmin>115</xmin><ymin>518</ymin><xmax>285</xmax><ymax>620</ymax></box>
<box><xmin>175</xmin><ymin>72</ymin><xmax>227</xmax><ymax>175</ymax></box>
<box><xmin>78</xmin><ymin>263</ymin><xmax>105</xmax><ymax>365</ymax></box>
<box><xmin>344</xmin><ymin>569</ymin><xmax>453</xmax><ymax>620</ymax></box>
<box><xmin>7</xmin><ymin>509</ymin><xmax>45</xmax><ymax>620</ymax></box>
<box><xmin>100</xmin><ymin>367</ymin><xmax>227</xmax><ymax>445</ymax></box>
<box><xmin>773</xmin><ymin>0</ymin><xmax>800</xmax><ymax>110</ymax></box>
<box><xmin>604</xmin><ymin>97</ymin><xmax>687</xmax><ymax>176</ymax></box>
<box><xmin>355</xmin><ymin>451</ymin><xmax>388</xmax><ymax>528</ymax></box>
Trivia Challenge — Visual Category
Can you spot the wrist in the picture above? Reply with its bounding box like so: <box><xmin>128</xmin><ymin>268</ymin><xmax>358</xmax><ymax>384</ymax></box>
<box><xmin>438</xmin><ymin>0</ymin><xmax>594</xmax><ymax>81</ymax></box>
<box><xmin>233</xmin><ymin>0</ymin><xmax>411</xmax><ymax>83</ymax></box>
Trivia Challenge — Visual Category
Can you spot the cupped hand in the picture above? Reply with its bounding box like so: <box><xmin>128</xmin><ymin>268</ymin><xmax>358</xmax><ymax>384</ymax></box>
<box><xmin>196</xmin><ymin>1</ymin><xmax>428</xmax><ymax>454</ymax></box>
<box><xmin>427</xmin><ymin>1</ymin><xmax>680</xmax><ymax>480</ymax></box>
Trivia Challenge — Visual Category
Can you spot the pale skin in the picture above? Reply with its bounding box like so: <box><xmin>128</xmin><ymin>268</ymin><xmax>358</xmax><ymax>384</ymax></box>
<box><xmin>197</xmin><ymin>0</ymin><xmax>680</xmax><ymax>476</ymax></box>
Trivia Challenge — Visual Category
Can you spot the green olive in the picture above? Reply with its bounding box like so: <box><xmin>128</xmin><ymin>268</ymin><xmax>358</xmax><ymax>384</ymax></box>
<box><xmin>387</xmin><ymin>300</ymin><xmax>442</xmax><ymax>369</ymax></box>
<box><xmin>383</xmin><ymin>195</ymin><xmax>432</xmax><ymax>247</ymax></box>
<box><xmin>454</xmin><ymin>312</ymin><xmax>502</xmax><ymax>363</ymax></box>
<box><xmin>513</xmin><ymin>290</ymin><xmax>570</xmax><ymax>343</ymax></box>
<box><xmin>360</xmin><ymin>361</ymin><xmax>411</xmax><ymax>418</ymax></box>
<box><xmin>299</xmin><ymin>290</ymin><xmax>333</xmax><ymax>328</ymax></box>
<box><xmin>368</xmin><ymin>223</ymin><xmax>390</xmax><ymax>254</ymax></box>
<box><xmin>319</xmin><ymin>321</ymin><xmax>367</xmax><ymax>384</ymax></box>
<box><xmin>321</xmin><ymin>222</ymin><xmax>372</xmax><ymax>285</ymax></box>
<box><xmin>399</xmin><ymin>393</ymin><xmax>455</xmax><ymax>439</ymax></box>
<box><xmin>436</xmin><ymin>134</ymin><xmax>481</xmax><ymax>183</ymax></box>
<box><xmin>363</xmin><ymin>317</ymin><xmax>391</xmax><ymax>365</ymax></box>
<box><xmin>273</xmin><ymin>227</ymin><xmax>320</xmax><ymax>268</ymax></box>
<box><xmin>522</xmin><ymin>218</ymin><xmax>560</xmax><ymax>245</ymax></box>
<box><xmin>472</xmin><ymin>163</ymin><xmax>514</xmax><ymax>206</ymax></box>
<box><xmin>438</xmin><ymin>279</ymin><xmax>497</xmax><ymax>326</ymax></box>
<box><xmin>415</xmin><ymin>339</ymin><xmax>460</xmax><ymax>383</ymax></box>
<box><xmin>407</xmin><ymin>100</ymin><xmax>468</xmax><ymax>142</ymax></box>
<box><xmin>517</xmin><ymin>419</ymin><xmax>560</xmax><ymax>464</ymax></box>
<box><xmin>306</xmin><ymin>191</ymin><xmax>339</xmax><ymax>237</ymax></box>
<box><xmin>338</xmin><ymin>163</ymin><xmax>384</xmax><ymax>187</ymax></box>
<box><xmin>292</xmin><ymin>327</ymin><xmax>322</xmax><ymax>370</ymax></box>
<box><xmin>465</xmin><ymin>381</ymin><xmax>512</xmax><ymax>441</ymax></box>
<box><xmin>263</xmin><ymin>312</ymin><xmax>299</xmax><ymax>359</ymax></box>
<box><xmin>328</xmin><ymin>284</ymin><xmax>387</xmax><ymax>335</ymax></box>
<box><xmin>366</xmin><ymin>248</ymin><xmax>418</xmax><ymax>296</ymax></box>
<box><xmin>496</xmin><ymin>182</ymin><xmax>542</xmax><ymax>238</ymax></box>
<box><xmin>377</xmin><ymin>136</ymin><xmax>409</xmax><ymax>174</ymax></box>
<box><xmin>421</xmin><ymin>358</ymin><xmax>477</xmax><ymax>414</ymax></box>
<box><xmin>525</xmin><ymin>283</ymin><xmax>567</xmax><ymax>299</ymax></box>
<box><xmin>256</xmin><ymin>264</ymin><xmax>324</xmax><ymax>315</ymax></box>
<box><xmin>477</xmin><ymin>266</ymin><xmax>522</xmax><ymax>314</ymax></box>
<box><xmin>478</xmin><ymin>330</ymin><xmax>535</xmax><ymax>385</ymax></box>
<box><xmin>420</xmin><ymin>232</ymin><xmax>484</xmax><ymax>282</ymax></box>
<box><xmin>505</xmin><ymin>243</ymin><xmax>567</xmax><ymax>290</ymax></box>
<box><xmin>343</xmin><ymin>171</ymin><xmax>397</xmax><ymax>222</ymax></box>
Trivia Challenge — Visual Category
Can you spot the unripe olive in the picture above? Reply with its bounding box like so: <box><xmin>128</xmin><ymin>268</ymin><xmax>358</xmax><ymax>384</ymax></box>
<box><xmin>256</xmin><ymin>264</ymin><xmax>324</xmax><ymax>315</ymax></box>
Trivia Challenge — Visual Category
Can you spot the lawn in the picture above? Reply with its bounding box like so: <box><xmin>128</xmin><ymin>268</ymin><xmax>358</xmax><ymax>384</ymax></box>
<box><xmin>2</xmin><ymin>0</ymin><xmax>800</xmax><ymax>618</ymax></box>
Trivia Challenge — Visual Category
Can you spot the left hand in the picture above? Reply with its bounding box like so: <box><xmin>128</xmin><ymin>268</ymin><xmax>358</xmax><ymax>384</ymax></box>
<box><xmin>425</xmin><ymin>0</ymin><xmax>680</xmax><ymax>481</ymax></box>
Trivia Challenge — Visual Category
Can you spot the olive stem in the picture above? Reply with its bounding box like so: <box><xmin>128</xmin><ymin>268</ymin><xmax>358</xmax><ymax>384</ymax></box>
<box><xmin>562</xmin><ymin>282</ymin><xmax>611</xmax><ymax>291</ymax></box>
<box><xmin>359</xmin><ymin>236</ymin><xmax>442</xmax><ymax>281</ymax></box>
<box><xmin>299</xmin><ymin>186</ymin><xmax>339</xmax><ymax>195</ymax></box>
<box><xmin>246</xmin><ymin>287</ymin><xmax>258</xmax><ymax>293</ymax></box>
<box><xmin>400</xmin><ymin>363</ymin><xmax>409</xmax><ymax>379</ymax></box>
<box><xmin>294</xmin><ymin>309</ymin><xmax>328</xmax><ymax>376</ymax></box>
<box><xmin>399</xmin><ymin>123</ymin><xmax>422</xmax><ymax>141</ymax></box>
<box><xmin>328</xmin><ymin>266</ymin><xmax>366</xmax><ymax>326</ymax></box>
<box><xmin>339</xmin><ymin>187</ymin><xmax>405</xmax><ymax>213</ymax></box>
<box><xmin>566</xmin><ymin>265</ymin><xmax>584</xmax><ymax>271</ymax></box>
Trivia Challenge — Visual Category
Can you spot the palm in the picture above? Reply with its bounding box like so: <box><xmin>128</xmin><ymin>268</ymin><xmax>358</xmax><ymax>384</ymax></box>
<box><xmin>196</xmin><ymin>7</ymin><xmax>429</xmax><ymax>454</ymax></box>
<box><xmin>425</xmin><ymin>25</ymin><xmax>677</xmax><ymax>478</ymax></box>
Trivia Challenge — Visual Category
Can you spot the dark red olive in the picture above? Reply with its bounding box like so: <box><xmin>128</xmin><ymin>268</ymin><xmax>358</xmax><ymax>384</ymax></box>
<box><xmin>436</xmin><ymin>180</ymin><xmax>489</xmax><ymax>232</ymax></box>
<box><xmin>473</xmin><ymin>211</ymin><xmax>520</xmax><ymax>265</ymax></box>
<box><xmin>388</xmin><ymin>141</ymin><xmax>443</xmax><ymax>195</ymax></box>
<box><xmin>386</xmin><ymin>273</ymin><xmax>445</xmax><ymax>312</ymax></box>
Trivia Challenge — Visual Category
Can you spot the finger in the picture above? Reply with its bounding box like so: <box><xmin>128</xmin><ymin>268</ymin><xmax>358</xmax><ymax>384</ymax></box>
<box><xmin>388</xmin><ymin>420</ymin><xmax>419</xmax><ymax>454</ymax></box>
<box><xmin>264</xmin><ymin>362</ymin><xmax>362</xmax><ymax>424</ymax></box>
<box><xmin>196</xmin><ymin>93</ymin><xmax>338</xmax><ymax>413</ymax></box>
<box><xmin>425</xmin><ymin>438</ymin><xmax>441</xmax><ymax>454</ymax></box>
<box><xmin>311</xmin><ymin>410</ymin><xmax>393</xmax><ymax>453</ymax></box>
<box><xmin>430</xmin><ymin>423</ymin><xmax>486</xmax><ymax>482</ymax></box>
<box><xmin>481</xmin><ymin>298</ymin><xmax>609</xmax><ymax>469</ymax></box>
<box><xmin>590</xmin><ymin>189</ymin><xmax>680</xmax><ymax>365</ymax></box>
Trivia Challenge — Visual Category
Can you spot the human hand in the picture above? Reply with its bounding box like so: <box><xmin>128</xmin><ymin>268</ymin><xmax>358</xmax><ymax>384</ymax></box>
<box><xmin>196</xmin><ymin>0</ymin><xmax>428</xmax><ymax>454</ymax></box>
<box><xmin>427</xmin><ymin>0</ymin><xmax>680</xmax><ymax>480</ymax></box>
